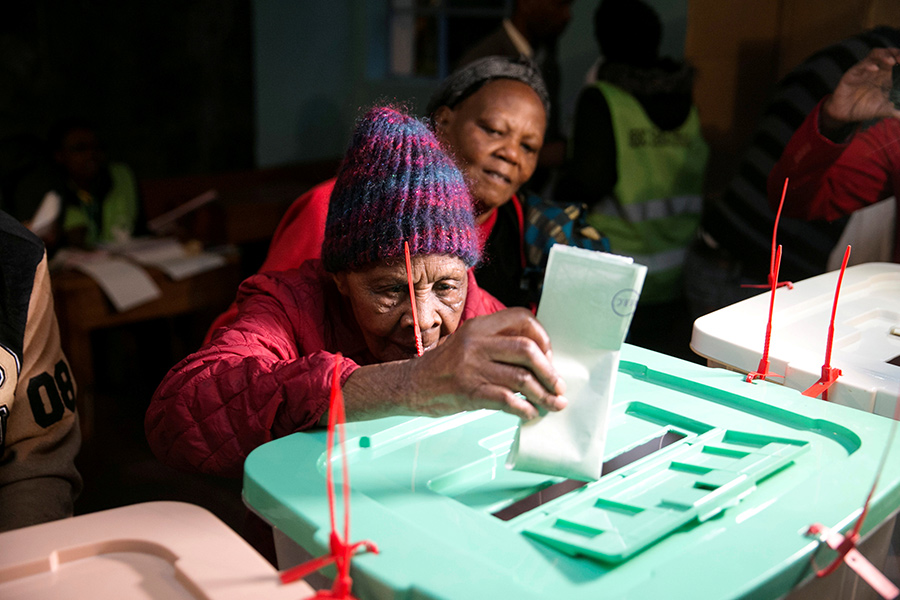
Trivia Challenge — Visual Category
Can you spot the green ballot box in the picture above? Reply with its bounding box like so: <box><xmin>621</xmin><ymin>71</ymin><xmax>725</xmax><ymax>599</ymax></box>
<box><xmin>244</xmin><ymin>345</ymin><xmax>900</xmax><ymax>600</ymax></box>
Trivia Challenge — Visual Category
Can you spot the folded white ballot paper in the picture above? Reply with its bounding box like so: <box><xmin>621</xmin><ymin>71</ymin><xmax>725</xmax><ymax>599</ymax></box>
<box><xmin>507</xmin><ymin>245</ymin><xmax>646</xmax><ymax>481</ymax></box>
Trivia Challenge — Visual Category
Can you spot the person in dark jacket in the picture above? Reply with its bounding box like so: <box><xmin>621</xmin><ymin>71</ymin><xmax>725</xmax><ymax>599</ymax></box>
<box><xmin>146</xmin><ymin>106</ymin><xmax>566</xmax><ymax>478</ymax></box>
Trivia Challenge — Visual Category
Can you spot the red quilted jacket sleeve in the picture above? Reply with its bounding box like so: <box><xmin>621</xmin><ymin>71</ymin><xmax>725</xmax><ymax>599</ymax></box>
<box><xmin>147</xmin><ymin>263</ymin><xmax>504</xmax><ymax>478</ymax></box>
<box><xmin>770</xmin><ymin>98</ymin><xmax>900</xmax><ymax>222</ymax></box>
<box><xmin>146</xmin><ymin>264</ymin><xmax>359</xmax><ymax>478</ymax></box>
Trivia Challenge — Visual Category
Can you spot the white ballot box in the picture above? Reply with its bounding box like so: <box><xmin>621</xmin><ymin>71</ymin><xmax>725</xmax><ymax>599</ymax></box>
<box><xmin>691</xmin><ymin>262</ymin><xmax>900</xmax><ymax>417</ymax></box>
<box><xmin>0</xmin><ymin>501</ymin><xmax>313</xmax><ymax>600</ymax></box>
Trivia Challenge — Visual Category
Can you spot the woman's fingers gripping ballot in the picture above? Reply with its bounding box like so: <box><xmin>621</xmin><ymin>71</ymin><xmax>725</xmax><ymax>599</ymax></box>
<box><xmin>419</xmin><ymin>307</ymin><xmax>567</xmax><ymax>419</ymax></box>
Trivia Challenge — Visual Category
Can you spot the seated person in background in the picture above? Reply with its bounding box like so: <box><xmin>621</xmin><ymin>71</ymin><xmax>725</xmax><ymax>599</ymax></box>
<box><xmin>146</xmin><ymin>106</ymin><xmax>566</xmax><ymax>478</ymax></box>
<box><xmin>203</xmin><ymin>55</ymin><xmax>549</xmax><ymax>342</ymax></box>
<box><xmin>769</xmin><ymin>47</ymin><xmax>900</xmax><ymax>264</ymax></box>
<box><xmin>0</xmin><ymin>209</ymin><xmax>82</xmax><ymax>532</ymax></box>
<box><xmin>688</xmin><ymin>27</ymin><xmax>900</xmax><ymax>320</ymax></box>
<box><xmin>553</xmin><ymin>0</ymin><xmax>708</xmax><ymax>360</ymax></box>
<box><xmin>26</xmin><ymin>117</ymin><xmax>141</xmax><ymax>253</ymax></box>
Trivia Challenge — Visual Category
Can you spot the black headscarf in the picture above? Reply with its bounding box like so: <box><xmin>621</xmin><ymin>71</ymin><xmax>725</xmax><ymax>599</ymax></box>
<box><xmin>425</xmin><ymin>55</ymin><xmax>551</xmax><ymax>119</ymax></box>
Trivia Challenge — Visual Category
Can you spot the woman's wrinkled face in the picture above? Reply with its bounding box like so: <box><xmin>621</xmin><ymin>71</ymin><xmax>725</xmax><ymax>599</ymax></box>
<box><xmin>333</xmin><ymin>254</ymin><xmax>469</xmax><ymax>362</ymax></box>
<box><xmin>434</xmin><ymin>79</ymin><xmax>546</xmax><ymax>221</ymax></box>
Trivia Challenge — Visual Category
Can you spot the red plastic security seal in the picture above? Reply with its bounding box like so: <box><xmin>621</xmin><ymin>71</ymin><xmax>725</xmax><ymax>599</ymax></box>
<box><xmin>805</xmin><ymin>398</ymin><xmax>900</xmax><ymax>599</ymax></box>
<box><xmin>802</xmin><ymin>245</ymin><xmax>850</xmax><ymax>400</ymax></box>
<box><xmin>279</xmin><ymin>354</ymin><xmax>379</xmax><ymax>598</ymax></box>
<box><xmin>742</xmin><ymin>178</ymin><xmax>794</xmax><ymax>292</ymax></box>
<box><xmin>745</xmin><ymin>245</ymin><xmax>785</xmax><ymax>383</ymax></box>
<box><xmin>404</xmin><ymin>241</ymin><xmax>424</xmax><ymax>357</ymax></box>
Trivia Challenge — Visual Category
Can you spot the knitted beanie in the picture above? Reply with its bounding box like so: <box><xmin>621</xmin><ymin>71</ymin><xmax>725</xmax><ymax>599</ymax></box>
<box><xmin>321</xmin><ymin>106</ymin><xmax>480</xmax><ymax>273</ymax></box>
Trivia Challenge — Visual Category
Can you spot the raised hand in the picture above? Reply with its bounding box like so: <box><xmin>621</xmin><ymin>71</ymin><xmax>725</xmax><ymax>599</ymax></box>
<box><xmin>822</xmin><ymin>48</ymin><xmax>900</xmax><ymax>134</ymax></box>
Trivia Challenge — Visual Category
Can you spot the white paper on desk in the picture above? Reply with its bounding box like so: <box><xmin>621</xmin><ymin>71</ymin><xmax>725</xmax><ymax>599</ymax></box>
<box><xmin>149</xmin><ymin>252</ymin><xmax>226</xmax><ymax>281</ymax></box>
<box><xmin>73</xmin><ymin>257</ymin><xmax>162</xmax><ymax>312</ymax></box>
<box><xmin>112</xmin><ymin>236</ymin><xmax>226</xmax><ymax>281</ymax></box>
<box><xmin>112</xmin><ymin>236</ymin><xmax>185</xmax><ymax>263</ymax></box>
<box><xmin>507</xmin><ymin>245</ymin><xmax>646</xmax><ymax>481</ymax></box>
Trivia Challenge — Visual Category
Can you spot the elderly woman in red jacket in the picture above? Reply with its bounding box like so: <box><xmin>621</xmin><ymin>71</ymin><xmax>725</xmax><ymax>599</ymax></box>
<box><xmin>145</xmin><ymin>106</ymin><xmax>566</xmax><ymax>478</ymax></box>
<box><xmin>202</xmin><ymin>56</ymin><xmax>549</xmax><ymax>344</ymax></box>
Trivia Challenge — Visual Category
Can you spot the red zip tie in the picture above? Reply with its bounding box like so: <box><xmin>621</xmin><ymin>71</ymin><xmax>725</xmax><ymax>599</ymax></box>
<box><xmin>404</xmin><ymin>241</ymin><xmax>424</xmax><ymax>357</ymax></box>
<box><xmin>742</xmin><ymin>178</ymin><xmax>794</xmax><ymax>291</ymax></box>
<box><xmin>803</xmin><ymin>245</ymin><xmax>850</xmax><ymax>400</ymax></box>
<box><xmin>279</xmin><ymin>354</ymin><xmax>379</xmax><ymax>597</ymax></box>
<box><xmin>746</xmin><ymin>245</ymin><xmax>785</xmax><ymax>383</ymax></box>
<box><xmin>805</xmin><ymin>394</ymin><xmax>900</xmax><ymax>599</ymax></box>
<box><xmin>806</xmin><ymin>524</ymin><xmax>898</xmax><ymax>598</ymax></box>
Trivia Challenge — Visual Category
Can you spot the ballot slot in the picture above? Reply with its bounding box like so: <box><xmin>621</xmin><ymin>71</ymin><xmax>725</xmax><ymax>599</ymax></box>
<box><xmin>888</xmin><ymin>324</ymin><xmax>900</xmax><ymax>365</ymax></box>
<box><xmin>492</xmin><ymin>430</ymin><xmax>686</xmax><ymax>521</ymax></box>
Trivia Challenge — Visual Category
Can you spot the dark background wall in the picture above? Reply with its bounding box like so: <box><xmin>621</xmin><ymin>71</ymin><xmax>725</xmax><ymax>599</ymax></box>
<box><xmin>0</xmin><ymin>1</ymin><xmax>254</xmax><ymax>182</ymax></box>
<box><xmin>0</xmin><ymin>0</ymin><xmax>687</xmax><ymax>189</ymax></box>
<box><xmin>252</xmin><ymin>0</ymin><xmax>686</xmax><ymax>167</ymax></box>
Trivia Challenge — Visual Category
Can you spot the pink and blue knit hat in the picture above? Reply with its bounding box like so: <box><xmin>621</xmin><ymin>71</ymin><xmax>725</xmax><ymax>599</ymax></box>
<box><xmin>322</xmin><ymin>106</ymin><xmax>480</xmax><ymax>273</ymax></box>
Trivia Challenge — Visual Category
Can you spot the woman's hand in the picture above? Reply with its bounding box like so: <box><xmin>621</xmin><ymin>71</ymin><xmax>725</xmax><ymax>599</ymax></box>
<box><xmin>412</xmin><ymin>307</ymin><xmax>567</xmax><ymax>419</ymax></box>
<box><xmin>821</xmin><ymin>47</ymin><xmax>900</xmax><ymax>135</ymax></box>
<box><xmin>343</xmin><ymin>308</ymin><xmax>567</xmax><ymax>421</ymax></box>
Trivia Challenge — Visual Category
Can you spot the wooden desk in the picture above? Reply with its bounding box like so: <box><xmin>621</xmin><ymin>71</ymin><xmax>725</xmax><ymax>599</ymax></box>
<box><xmin>51</xmin><ymin>256</ymin><xmax>242</xmax><ymax>441</ymax></box>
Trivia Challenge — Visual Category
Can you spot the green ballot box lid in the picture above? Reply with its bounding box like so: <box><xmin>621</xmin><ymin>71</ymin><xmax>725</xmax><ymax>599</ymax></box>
<box><xmin>244</xmin><ymin>345</ymin><xmax>900</xmax><ymax>600</ymax></box>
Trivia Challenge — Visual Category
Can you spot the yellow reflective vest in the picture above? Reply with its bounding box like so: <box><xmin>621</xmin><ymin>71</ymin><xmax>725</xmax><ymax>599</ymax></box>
<box><xmin>586</xmin><ymin>81</ymin><xmax>708</xmax><ymax>304</ymax></box>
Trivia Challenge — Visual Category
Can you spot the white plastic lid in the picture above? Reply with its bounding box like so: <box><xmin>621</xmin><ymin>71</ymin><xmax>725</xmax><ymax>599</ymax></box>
<box><xmin>691</xmin><ymin>262</ymin><xmax>900</xmax><ymax>416</ymax></box>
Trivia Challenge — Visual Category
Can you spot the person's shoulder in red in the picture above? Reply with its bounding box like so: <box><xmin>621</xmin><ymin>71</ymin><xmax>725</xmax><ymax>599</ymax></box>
<box><xmin>203</xmin><ymin>177</ymin><xmax>337</xmax><ymax>343</ymax></box>
<box><xmin>260</xmin><ymin>178</ymin><xmax>337</xmax><ymax>273</ymax></box>
<box><xmin>462</xmin><ymin>269</ymin><xmax>506</xmax><ymax>320</ymax></box>
<box><xmin>206</xmin><ymin>175</ymin><xmax>506</xmax><ymax>343</ymax></box>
